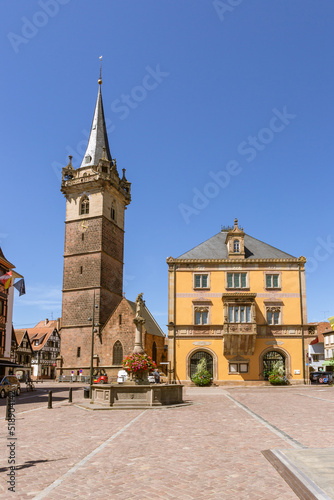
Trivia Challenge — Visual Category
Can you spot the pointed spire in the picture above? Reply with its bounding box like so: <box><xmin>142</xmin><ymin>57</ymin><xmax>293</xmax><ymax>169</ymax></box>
<box><xmin>80</xmin><ymin>67</ymin><xmax>111</xmax><ymax>168</ymax></box>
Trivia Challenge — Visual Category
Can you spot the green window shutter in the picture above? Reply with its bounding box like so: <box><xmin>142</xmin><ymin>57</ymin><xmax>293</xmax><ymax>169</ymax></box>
<box><xmin>266</xmin><ymin>275</ymin><xmax>272</xmax><ymax>288</ymax></box>
<box><xmin>273</xmin><ymin>275</ymin><xmax>279</xmax><ymax>288</ymax></box>
<box><xmin>202</xmin><ymin>275</ymin><xmax>208</xmax><ymax>288</ymax></box>
<box><xmin>234</xmin><ymin>274</ymin><xmax>240</xmax><ymax>288</ymax></box>
<box><xmin>241</xmin><ymin>274</ymin><xmax>247</xmax><ymax>288</ymax></box>
<box><xmin>267</xmin><ymin>311</ymin><xmax>272</xmax><ymax>324</ymax></box>
<box><xmin>194</xmin><ymin>275</ymin><xmax>201</xmax><ymax>288</ymax></box>
<box><xmin>195</xmin><ymin>311</ymin><xmax>201</xmax><ymax>324</ymax></box>
<box><xmin>202</xmin><ymin>312</ymin><xmax>208</xmax><ymax>324</ymax></box>
<box><xmin>227</xmin><ymin>274</ymin><xmax>233</xmax><ymax>288</ymax></box>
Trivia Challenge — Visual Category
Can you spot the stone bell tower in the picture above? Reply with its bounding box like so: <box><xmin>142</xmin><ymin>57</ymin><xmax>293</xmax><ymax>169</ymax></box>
<box><xmin>59</xmin><ymin>74</ymin><xmax>131</xmax><ymax>375</ymax></box>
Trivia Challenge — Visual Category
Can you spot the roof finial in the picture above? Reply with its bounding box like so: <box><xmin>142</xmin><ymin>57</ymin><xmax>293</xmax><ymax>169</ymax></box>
<box><xmin>98</xmin><ymin>55</ymin><xmax>103</xmax><ymax>85</ymax></box>
<box><xmin>234</xmin><ymin>218</ymin><xmax>238</xmax><ymax>228</ymax></box>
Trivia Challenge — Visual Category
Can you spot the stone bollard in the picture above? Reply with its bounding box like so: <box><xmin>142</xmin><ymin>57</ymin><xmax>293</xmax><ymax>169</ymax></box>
<box><xmin>69</xmin><ymin>387</ymin><xmax>72</xmax><ymax>403</ymax></box>
<box><xmin>5</xmin><ymin>393</ymin><xmax>12</xmax><ymax>421</ymax></box>
<box><xmin>48</xmin><ymin>391</ymin><xmax>52</xmax><ymax>409</ymax></box>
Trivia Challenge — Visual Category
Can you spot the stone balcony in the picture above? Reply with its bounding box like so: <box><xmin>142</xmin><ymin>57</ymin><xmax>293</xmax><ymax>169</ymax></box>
<box><xmin>223</xmin><ymin>323</ymin><xmax>257</xmax><ymax>356</ymax></box>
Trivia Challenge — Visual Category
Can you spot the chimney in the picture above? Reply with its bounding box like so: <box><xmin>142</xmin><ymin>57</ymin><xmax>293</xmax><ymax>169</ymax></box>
<box><xmin>45</xmin><ymin>318</ymin><xmax>49</xmax><ymax>325</ymax></box>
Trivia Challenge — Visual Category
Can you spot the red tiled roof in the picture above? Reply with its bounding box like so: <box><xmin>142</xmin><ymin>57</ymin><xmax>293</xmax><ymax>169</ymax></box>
<box><xmin>19</xmin><ymin>320</ymin><xmax>59</xmax><ymax>351</ymax></box>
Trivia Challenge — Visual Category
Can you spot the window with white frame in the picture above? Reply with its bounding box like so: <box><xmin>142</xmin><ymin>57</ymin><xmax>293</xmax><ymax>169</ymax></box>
<box><xmin>194</xmin><ymin>274</ymin><xmax>209</xmax><ymax>289</ymax></box>
<box><xmin>194</xmin><ymin>307</ymin><xmax>209</xmax><ymax>325</ymax></box>
<box><xmin>325</xmin><ymin>336</ymin><xmax>329</xmax><ymax>345</ymax></box>
<box><xmin>228</xmin><ymin>305</ymin><xmax>251</xmax><ymax>323</ymax></box>
<box><xmin>226</xmin><ymin>273</ymin><xmax>247</xmax><ymax>289</ymax></box>
<box><xmin>265</xmin><ymin>274</ymin><xmax>280</xmax><ymax>289</ymax></box>
<box><xmin>331</xmin><ymin>334</ymin><xmax>334</xmax><ymax>344</ymax></box>
<box><xmin>266</xmin><ymin>307</ymin><xmax>281</xmax><ymax>325</ymax></box>
<box><xmin>233</xmin><ymin>240</ymin><xmax>240</xmax><ymax>253</ymax></box>
<box><xmin>229</xmin><ymin>362</ymin><xmax>249</xmax><ymax>374</ymax></box>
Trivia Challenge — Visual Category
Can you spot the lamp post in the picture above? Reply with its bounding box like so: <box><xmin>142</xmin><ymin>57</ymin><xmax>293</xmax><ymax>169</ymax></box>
<box><xmin>89</xmin><ymin>290</ymin><xmax>99</xmax><ymax>399</ymax></box>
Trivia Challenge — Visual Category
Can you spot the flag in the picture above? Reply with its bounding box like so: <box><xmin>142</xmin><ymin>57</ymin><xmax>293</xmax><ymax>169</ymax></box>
<box><xmin>329</xmin><ymin>316</ymin><xmax>334</xmax><ymax>332</ymax></box>
<box><xmin>0</xmin><ymin>271</ymin><xmax>12</xmax><ymax>289</ymax></box>
<box><xmin>14</xmin><ymin>278</ymin><xmax>26</xmax><ymax>296</ymax></box>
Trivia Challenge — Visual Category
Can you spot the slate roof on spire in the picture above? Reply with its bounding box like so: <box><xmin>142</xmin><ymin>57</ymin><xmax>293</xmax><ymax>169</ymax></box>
<box><xmin>80</xmin><ymin>83</ymin><xmax>112</xmax><ymax>167</ymax></box>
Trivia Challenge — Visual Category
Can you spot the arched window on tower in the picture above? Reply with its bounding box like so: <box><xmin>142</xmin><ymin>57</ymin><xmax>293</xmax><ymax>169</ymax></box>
<box><xmin>113</xmin><ymin>340</ymin><xmax>123</xmax><ymax>365</ymax></box>
<box><xmin>80</xmin><ymin>196</ymin><xmax>89</xmax><ymax>215</ymax></box>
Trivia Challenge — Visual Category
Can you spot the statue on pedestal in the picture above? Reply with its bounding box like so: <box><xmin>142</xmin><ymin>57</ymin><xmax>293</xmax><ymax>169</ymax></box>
<box><xmin>133</xmin><ymin>292</ymin><xmax>145</xmax><ymax>354</ymax></box>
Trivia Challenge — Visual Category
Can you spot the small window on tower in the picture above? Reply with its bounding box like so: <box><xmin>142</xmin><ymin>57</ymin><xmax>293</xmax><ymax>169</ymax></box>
<box><xmin>119</xmin><ymin>314</ymin><xmax>122</xmax><ymax>325</ymax></box>
<box><xmin>80</xmin><ymin>196</ymin><xmax>89</xmax><ymax>215</ymax></box>
<box><xmin>233</xmin><ymin>240</ymin><xmax>240</xmax><ymax>252</ymax></box>
<box><xmin>111</xmin><ymin>204</ymin><xmax>116</xmax><ymax>221</ymax></box>
<box><xmin>77</xmin><ymin>347</ymin><xmax>81</xmax><ymax>358</ymax></box>
<box><xmin>82</xmin><ymin>233</ymin><xmax>84</xmax><ymax>241</ymax></box>
<box><xmin>80</xmin><ymin>266</ymin><xmax>83</xmax><ymax>274</ymax></box>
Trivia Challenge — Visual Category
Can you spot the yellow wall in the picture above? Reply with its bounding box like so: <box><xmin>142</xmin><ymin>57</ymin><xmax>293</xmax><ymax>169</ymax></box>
<box><xmin>173</xmin><ymin>337</ymin><xmax>309</xmax><ymax>382</ymax></box>
<box><xmin>168</xmin><ymin>257</ymin><xmax>313</xmax><ymax>383</ymax></box>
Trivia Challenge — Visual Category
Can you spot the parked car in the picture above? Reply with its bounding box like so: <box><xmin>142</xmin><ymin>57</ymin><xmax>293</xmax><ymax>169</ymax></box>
<box><xmin>309</xmin><ymin>371</ymin><xmax>333</xmax><ymax>384</ymax></box>
<box><xmin>0</xmin><ymin>375</ymin><xmax>21</xmax><ymax>397</ymax></box>
<box><xmin>92</xmin><ymin>369</ymin><xmax>108</xmax><ymax>384</ymax></box>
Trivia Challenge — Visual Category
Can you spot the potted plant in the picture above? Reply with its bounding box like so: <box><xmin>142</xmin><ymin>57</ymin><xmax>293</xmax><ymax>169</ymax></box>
<box><xmin>191</xmin><ymin>357</ymin><xmax>212</xmax><ymax>386</ymax></box>
<box><xmin>268</xmin><ymin>361</ymin><xmax>288</xmax><ymax>385</ymax></box>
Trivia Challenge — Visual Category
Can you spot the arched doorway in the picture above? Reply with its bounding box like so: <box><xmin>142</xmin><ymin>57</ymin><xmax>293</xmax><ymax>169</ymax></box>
<box><xmin>262</xmin><ymin>350</ymin><xmax>285</xmax><ymax>380</ymax></box>
<box><xmin>190</xmin><ymin>351</ymin><xmax>213</xmax><ymax>378</ymax></box>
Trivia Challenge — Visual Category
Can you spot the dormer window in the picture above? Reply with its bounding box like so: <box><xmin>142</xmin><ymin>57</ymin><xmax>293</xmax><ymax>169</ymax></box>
<box><xmin>80</xmin><ymin>196</ymin><xmax>89</xmax><ymax>215</ymax></box>
<box><xmin>233</xmin><ymin>240</ymin><xmax>240</xmax><ymax>253</ymax></box>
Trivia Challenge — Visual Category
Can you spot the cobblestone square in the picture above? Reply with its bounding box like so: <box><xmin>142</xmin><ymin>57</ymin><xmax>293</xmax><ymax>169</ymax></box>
<box><xmin>1</xmin><ymin>383</ymin><xmax>334</xmax><ymax>499</ymax></box>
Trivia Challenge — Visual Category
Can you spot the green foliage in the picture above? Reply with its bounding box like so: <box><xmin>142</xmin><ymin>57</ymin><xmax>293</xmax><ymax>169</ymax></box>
<box><xmin>268</xmin><ymin>361</ymin><xmax>288</xmax><ymax>385</ymax></box>
<box><xmin>191</xmin><ymin>357</ymin><xmax>212</xmax><ymax>386</ymax></box>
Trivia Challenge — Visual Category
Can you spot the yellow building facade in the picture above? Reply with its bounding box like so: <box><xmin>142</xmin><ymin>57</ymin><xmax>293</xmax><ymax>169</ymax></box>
<box><xmin>167</xmin><ymin>219</ymin><xmax>316</xmax><ymax>385</ymax></box>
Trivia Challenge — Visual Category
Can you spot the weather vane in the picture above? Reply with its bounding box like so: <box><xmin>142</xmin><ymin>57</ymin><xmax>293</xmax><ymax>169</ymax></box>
<box><xmin>98</xmin><ymin>55</ymin><xmax>103</xmax><ymax>84</ymax></box>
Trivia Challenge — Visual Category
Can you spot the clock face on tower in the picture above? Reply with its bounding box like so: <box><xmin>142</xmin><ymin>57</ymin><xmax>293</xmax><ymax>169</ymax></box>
<box><xmin>78</xmin><ymin>220</ymin><xmax>88</xmax><ymax>232</ymax></box>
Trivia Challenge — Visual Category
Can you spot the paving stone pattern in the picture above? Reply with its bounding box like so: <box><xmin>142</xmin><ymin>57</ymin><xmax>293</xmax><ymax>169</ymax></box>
<box><xmin>2</xmin><ymin>383</ymin><xmax>332</xmax><ymax>499</ymax></box>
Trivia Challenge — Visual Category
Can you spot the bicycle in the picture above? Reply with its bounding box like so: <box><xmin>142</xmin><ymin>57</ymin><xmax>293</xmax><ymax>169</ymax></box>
<box><xmin>26</xmin><ymin>381</ymin><xmax>35</xmax><ymax>391</ymax></box>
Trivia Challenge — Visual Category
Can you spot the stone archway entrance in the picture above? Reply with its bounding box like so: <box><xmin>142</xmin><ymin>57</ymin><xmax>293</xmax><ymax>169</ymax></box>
<box><xmin>262</xmin><ymin>350</ymin><xmax>285</xmax><ymax>380</ymax></box>
<box><xmin>190</xmin><ymin>351</ymin><xmax>213</xmax><ymax>378</ymax></box>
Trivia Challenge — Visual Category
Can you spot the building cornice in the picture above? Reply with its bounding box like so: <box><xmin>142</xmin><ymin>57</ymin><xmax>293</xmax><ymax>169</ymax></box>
<box><xmin>167</xmin><ymin>257</ymin><xmax>306</xmax><ymax>265</ymax></box>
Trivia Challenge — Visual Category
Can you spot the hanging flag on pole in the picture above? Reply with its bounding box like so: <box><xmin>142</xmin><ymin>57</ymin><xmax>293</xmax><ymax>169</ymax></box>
<box><xmin>328</xmin><ymin>316</ymin><xmax>334</xmax><ymax>332</ymax></box>
<box><xmin>0</xmin><ymin>271</ymin><xmax>12</xmax><ymax>289</ymax></box>
<box><xmin>14</xmin><ymin>278</ymin><xmax>26</xmax><ymax>296</ymax></box>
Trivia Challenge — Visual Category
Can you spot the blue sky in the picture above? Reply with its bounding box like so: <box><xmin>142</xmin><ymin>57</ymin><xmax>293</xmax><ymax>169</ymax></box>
<box><xmin>2</xmin><ymin>0</ymin><xmax>334</xmax><ymax>329</ymax></box>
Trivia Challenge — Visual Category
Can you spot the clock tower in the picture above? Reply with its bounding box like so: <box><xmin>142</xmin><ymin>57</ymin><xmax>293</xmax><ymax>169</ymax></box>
<box><xmin>59</xmin><ymin>76</ymin><xmax>131</xmax><ymax>375</ymax></box>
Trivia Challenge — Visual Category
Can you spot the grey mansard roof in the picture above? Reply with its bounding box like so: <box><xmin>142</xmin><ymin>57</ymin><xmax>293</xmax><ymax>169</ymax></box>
<box><xmin>80</xmin><ymin>82</ymin><xmax>112</xmax><ymax>167</ymax></box>
<box><xmin>177</xmin><ymin>231</ymin><xmax>296</xmax><ymax>260</ymax></box>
